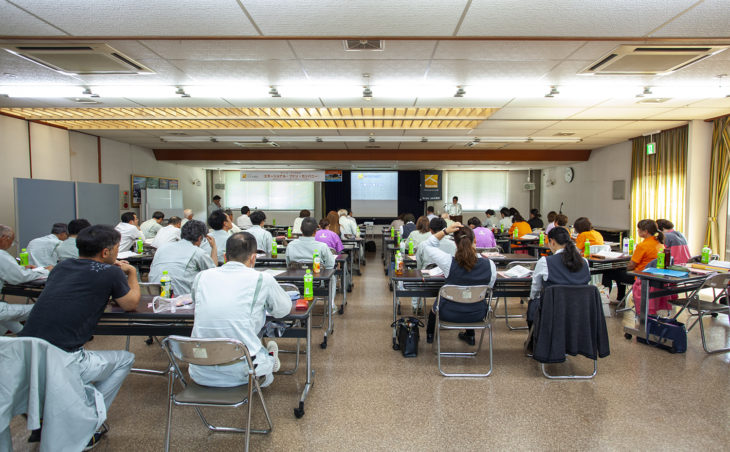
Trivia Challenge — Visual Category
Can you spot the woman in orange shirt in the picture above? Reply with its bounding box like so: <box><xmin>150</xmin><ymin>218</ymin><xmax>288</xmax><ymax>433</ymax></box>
<box><xmin>574</xmin><ymin>217</ymin><xmax>604</xmax><ymax>253</ymax></box>
<box><xmin>628</xmin><ymin>219</ymin><xmax>670</xmax><ymax>315</ymax></box>
<box><xmin>508</xmin><ymin>211</ymin><xmax>532</xmax><ymax>238</ymax></box>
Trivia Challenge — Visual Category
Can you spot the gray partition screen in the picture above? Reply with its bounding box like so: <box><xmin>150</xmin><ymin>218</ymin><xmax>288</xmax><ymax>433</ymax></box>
<box><xmin>77</xmin><ymin>182</ymin><xmax>120</xmax><ymax>227</ymax></box>
<box><xmin>14</xmin><ymin>178</ymin><xmax>76</xmax><ymax>249</ymax></box>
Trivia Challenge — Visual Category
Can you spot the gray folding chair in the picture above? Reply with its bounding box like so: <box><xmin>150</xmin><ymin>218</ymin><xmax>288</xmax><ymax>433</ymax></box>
<box><xmin>435</xmin><ymin>285</ymin><xmax>493</xmax><ymax>377</ymax></box>
<box><xmin>670</xmin><ymin>273</ymin><xmax>730</xmax><ymax>354</ymax></box>
<box><xmin>493</xmin><ymin>261</ymin><xmax>536</xmax><ymax>330</ymax></box>
<box><xmin>162</xmin><ymin>336</ymin><xmax>273</xmax><ymax>452</ymax></box>
<box><xmin>270</xmin><ymin>283</ymin><xmax>302</xmax><ymax>375</ymax></box>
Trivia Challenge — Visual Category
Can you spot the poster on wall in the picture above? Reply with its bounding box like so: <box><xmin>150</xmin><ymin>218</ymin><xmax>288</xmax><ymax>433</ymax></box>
<box><xmin>240</xmin><ymin>170</ymin><xmax>342</xmax><ymax>182</ymax></box>
<box><xmin>131</xmin><ymin>175</ymin><xmax>147</xmax><ymax>207</ymax></box>
<box><xmin>168</xmin><ymin>179</ymin><xmax>178</xmax><ymax>190</ymax></box>
<box><xmin>159</xmin><ymin>178</ymin><xmax>170</xmax><ymax>189</ymax></box>
<box><xmin>419</xmin><ymin>170</ymin><xmax>442</xmax><ymax>201</ymax></box>
<box><xmin>146</xmin><ymin>177</ymin><xmax>159</xmax><ymax>189</ymax></box>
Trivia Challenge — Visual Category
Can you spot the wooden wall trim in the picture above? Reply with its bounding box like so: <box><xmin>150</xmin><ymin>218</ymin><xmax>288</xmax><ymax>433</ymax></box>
<box><xmin>153</xmin><ymin>148</ymin><xmax>592</xmax><ymax>162</ymax></box>
<box><xmin>97</xmin><ymin>136</ymin><xmax>102</xmax><ymax>183</ymax></box>
<box><xmin>27</xmin><ymin>122</ymin><xmax>32</xmax><ymax>179</ymax></box>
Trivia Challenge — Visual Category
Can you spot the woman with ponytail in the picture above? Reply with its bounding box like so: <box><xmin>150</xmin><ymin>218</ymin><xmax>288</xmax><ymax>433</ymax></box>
<box><xmin>422</xmin><ymin>222</ymin><xmax>497</xmax><ymax>345</ymax></box>
<box><xmin>528</xmin><ymin>226</ymin><xmax>591</xmax><ymax>328</ymax></box>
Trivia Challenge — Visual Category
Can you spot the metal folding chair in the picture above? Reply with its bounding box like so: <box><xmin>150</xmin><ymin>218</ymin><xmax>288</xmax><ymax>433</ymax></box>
<box><xmin>670</xmin><ymin>273</ymin><xmax>730</xmax><ymax>354</ymax></box>
<box><xmin>270</xmin><ymin>283</ymin><xmax>302</xmax><ymax>375</ymax></box>
<box><xmin>162</xmin><ymin>336</ymin><xmax>273</xmax><ymax>452</ymax></box>
<box><xmin>493</xmin><ymin>261</ymin><xmax>536</xmax><ymax>330</ymax></box>
<box><xmin>435</xmin><ymin>285</ymin><xmax>493</xmax><ymax>377</ymax></box>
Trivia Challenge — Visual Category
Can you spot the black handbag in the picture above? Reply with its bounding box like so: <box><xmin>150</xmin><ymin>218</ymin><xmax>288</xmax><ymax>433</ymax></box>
<box><xmin>391</xmin><ymin>317</ymin><xmax>423</xmax><ymax>357</ymax></box>
<box><xmin>637</xmin><ymin>315</ymin><xmax>687</xmax><ymax>353</ymax></box>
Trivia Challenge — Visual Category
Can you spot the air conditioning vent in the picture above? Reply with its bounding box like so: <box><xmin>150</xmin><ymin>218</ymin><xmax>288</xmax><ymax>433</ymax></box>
<box><xmin>234</xmin><ymin>142</ymin><xmax>280</xmax><ymax>148</ymax></box>
<box><xmin>2</xmin><ymin>43</ymin><xmax>154</xmax><ymax>75</ymax></box>
<box><xmin>344</xmin><ymin>39</ymin><xmax>384</xmax><ymax>51</ymax></box>
<box><xmin>579</xmin><ymin>44</ymin><xmax>727</xmax><ymax>75</ymax></box>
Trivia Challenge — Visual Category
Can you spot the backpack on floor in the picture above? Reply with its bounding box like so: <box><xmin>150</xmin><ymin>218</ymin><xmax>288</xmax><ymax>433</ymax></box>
<box><xmin>365</xmin><ymin>240</ymin><xmax>377</xmax><ymax>252</ymax></box>
<box><xmin>391</xmin><ymin>317</ymin><xmax>423</xmax><ymax>357</ymax></box>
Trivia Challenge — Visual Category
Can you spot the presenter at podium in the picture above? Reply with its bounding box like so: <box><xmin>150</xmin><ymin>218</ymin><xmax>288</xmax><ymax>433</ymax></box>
<box><xmin>446</xmin><ymin>196</ymin><xmax>463</xmax><ymax>224</ymax></box>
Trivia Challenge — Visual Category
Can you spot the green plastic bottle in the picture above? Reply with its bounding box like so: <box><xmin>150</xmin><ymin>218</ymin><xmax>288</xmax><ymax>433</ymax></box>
<box><xmin>303</xmin><ymin>269</ymin><xmax>313</xmax><ymax>300</ymax></box>
<box><xmin>513</xmin><ymin>227</ymin><xmax>518</xmax><ymax>239</ymax></box>
<box><xmin>136</xmin><ymin>238</ymin><xmax>144</xmax><ymax>254</ymax></box>
<box><xmin>272</xmin><ymin>218</ymin><xmax>276</xmax><ymax>226</ymax></box>
<box><xmin>396</xmin><ymin>231</ymin><xmax>401</xmax><ymax>247</ymax></box>
<box><xmin>584</xmin><ymin>239</ymin><xmax>591</xmax><ymax>257</ymax></box>
<box><xmin>657</xmin><ymin>250</ymin><xmax>665</xmax><ymax>269</ymax></box>
<box><xmin>160</xmin><ymin>270</ymin><xmax>172</xmax><ymax>298</ymax></box>
<box><xmin>701</xmin><ymin>246</ymin><xmax>711</xmax><ymax>264</ymax></box>
<box><xmin>19</xmin><ymin>248</ymin><xmax>28</xmax><ymax>266</ymax></box>
<box><xmin>287</xmin><ymin>226</ymin><xmax>292</xmax><ymax>238</ymax></box>
<box><xmin>271</xmin><ymin>240</ymin><xmax>278</xmax><ymax>258</ymax></box>
<box><xmin>408</xmin><ymin>237</ymin><xmax>414</xmax><ymax>255</ymax></box>
<box><xmin>539</xmin><ymin>232</ymin><xmax>545</xmax><ymax>246</ymax></box>
<box><xmin>628</xmin><ymin>237</ymin><xmax>635</xmax><ymax>254</ymax></box>
<box><xmin>390</xmin><ymin>227</ymin><xmax>394</xmax><ymax>239</ymax></box>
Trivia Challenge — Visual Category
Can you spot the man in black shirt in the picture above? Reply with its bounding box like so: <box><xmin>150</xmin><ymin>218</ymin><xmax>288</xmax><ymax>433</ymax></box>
<box><xmin>20</xmin><ymin>224</ymin><xmax>140</xmax><ymax>449</ymax></box>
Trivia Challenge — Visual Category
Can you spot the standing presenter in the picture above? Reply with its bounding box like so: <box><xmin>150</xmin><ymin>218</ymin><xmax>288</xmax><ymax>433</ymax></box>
<box><xmin>446</xmin><ymin>196</ymin><xmax>463</xmax><ymax>224</ymax></box>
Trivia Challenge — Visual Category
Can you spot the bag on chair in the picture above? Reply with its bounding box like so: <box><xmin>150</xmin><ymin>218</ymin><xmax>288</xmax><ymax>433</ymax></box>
<box><xmin>391</xmin><ymin>317</ymin><xmax>423</xmax><ymax>357</ymax></box>
<box><xmin>637</xmin><ymin>315</ymin><xmax>687</xmax><ymax>353</ymax></box>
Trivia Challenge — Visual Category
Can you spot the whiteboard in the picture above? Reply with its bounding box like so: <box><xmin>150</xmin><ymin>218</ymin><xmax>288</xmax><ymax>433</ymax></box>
<box><xmin>142</xmin><ymin>189</ymin><xmax>184</xmax><ymax>221</ymax></box>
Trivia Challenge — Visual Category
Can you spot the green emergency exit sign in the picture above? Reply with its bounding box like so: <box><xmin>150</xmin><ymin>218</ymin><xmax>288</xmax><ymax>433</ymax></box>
<box><xmin>646</xmin><ymin>142</ymin><xmax>656</xmax><ymax>155</ymax></box>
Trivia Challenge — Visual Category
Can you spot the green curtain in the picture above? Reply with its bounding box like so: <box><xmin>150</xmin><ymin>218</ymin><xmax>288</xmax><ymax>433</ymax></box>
<box><xmin>705</xmin><ymin>116</ymin><xmax>730</xmax><ymax>255</ymax></box>
<box><xmin>630</xmin><ymin>125</ymin><xmax>688</xmax><ymax>242</ymax></box>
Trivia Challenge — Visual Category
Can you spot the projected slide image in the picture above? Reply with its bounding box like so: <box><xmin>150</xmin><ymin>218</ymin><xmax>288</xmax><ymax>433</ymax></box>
<box><xmin>351</xmin><ymin>172</ymin><xmax>398</xmax><ymax>200</ymax></box>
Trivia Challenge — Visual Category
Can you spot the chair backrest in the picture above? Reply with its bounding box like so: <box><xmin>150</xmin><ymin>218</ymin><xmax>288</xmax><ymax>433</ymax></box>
<box><xmin>163</xmin><ymin>335</ymin><xmax>251</xmax><ymax>367</ymax></box>
<box><xmin>288</xmin><ymin>261</ymin><xmax>312</xmax><ymax>270</ymax></box>
<box><xmin>477</xmin><ymin>247</ymin><xmax>500</xmax><ymax>253</ymax></box>
<box><xmin>139</xmin><ymin>282</ymin><xmax>162</xmax><ymax>296</ymax></box>
<box><xmin>590</xmin><ymin>244</ymin><xmax>611</xmax><ymax>254</ymax></box>
<box><xmin>329</xmin><ymin>247</ymin><xmax>337</xmax><ymax>254</ymax></box>
<box><xmin>278</xmin><ymin>283</ymin><xmax>300</xmax><ymax>294</ymax></box>
<box><xmin>701</xmin><ymin>273</ymin><xmax>730</xmax><ymax>290</ymax></box>
<box><xmin>438</xmin><ymin>284</ymin><xmax>490</xmax><ymax>304</ymax></box>
<box><xmin>506</xmin><ymin>261</ymin><xmax>537</xmax><ymax>270</ymax></box>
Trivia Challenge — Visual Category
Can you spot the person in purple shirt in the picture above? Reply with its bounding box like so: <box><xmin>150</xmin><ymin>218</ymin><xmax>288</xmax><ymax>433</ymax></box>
<box><xmin>315</xmin><ymin>218</ymin><xmax>344</xmax><ymax>253</ymax></box>
<box><xmin>467</xmin><ymin>217</ymin><xmax>497</xmax><ymax>248</ymax></box>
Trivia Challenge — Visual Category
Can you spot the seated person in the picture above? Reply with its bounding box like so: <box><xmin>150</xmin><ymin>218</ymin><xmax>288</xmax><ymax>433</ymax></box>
<box><xmin>151</xmin><ymin>216</ymin><xmax>182</xmax><ymax>248</ymax></box>
<box><xmin>181</xmin><ymin>209</ymin><xmax>194</xmax><ymax>227</ymax></box>
<box><xmin>115</xmin><ymin>212</ymin><xmax>144</xmax><ymax>253</ymax></box>
<box><xmin>224</xmin><ymin>209</ymin><xmax>242</xmax><ymax>233</ymax></box>
<box><xmin>574</xmin><ymin>217</ymin><xmax>604</xmax><ymax>253</ymax></box>
<box><xmin>440</xmin><ymin>213</ymin><xmax>454</xmax><ymax>229</ymax></box>
<box><xmin>247</xmin><ymin>210</ymin><xmax>273</xmax><ymax>252</ymax></box>
<box><xmin>422</xmin><ymin>222</ymin><xmax>497</xmax><ymax>345</ymax></box>
<box><xmin>543</xmin><ymin>211</ymin><xmax>558</xmax><ymax>234</ymax></box>
<box><xmin>236</xmin><ymin>206</ymin><xmax>253</xmax><ymax>230</ymax></box>
<box><xmin>416</xmin><ymin>217</ymin><xmax>456</xmax><ymax>270</ymax></box>
<box><xmin>400</xmin><ymin>214</ymin><xmax>417</xmax><ymax>239</ymax></box>
<box><xmin>426</xmin><ymin>206</ymin><xmax>438</xmax><ymax>221</ymax></box>
<box><xmin>390</xmin><ymin>214</ymin><xmax>405</xmax><ymax>232</ymax></box>
<box><xmin>27</xmin><ymin>223</ymin><xmax>68</xmax><ymax>267</ymax></box>
<box><xmin>56</xmin><ymin>219</ymin><xmax>91</xmax><ymax>262</ymax></box>
<box><xmin>656</xmin><ymin>219</ymin><xmax>691</xmax><ymax>264</ymax></box>
<box><xmin>19</xmin><ymin>225</ymin><xmax>140</xmax><ymax>448</ymax></box>
<box><xmin>527</xmin><ymin>209</ymin><xmax>544</xmax><ymax>229</ymax></box>
<box><xmin>400</xmin><ymin>216</ymin><xmax>431</xmax><ymax>254</ymax></box>
<box><xmin>326</xmin><ymin>211</ymin><xmax>341</xmax><ymax>236</ymax></box>
<box><xmin>286</xmin><ymin>217</ymin><xmax>335</xmax><ymax>269</ymax></box>
<box><xmin>0</xmin><ymin>225</ymin><xmax>48</xmax><ymax>334</ymax></box>
<box><xmin>508</xmin><ymin>210</ymin><xmax>532</xmax><ymax>238</ymax></box>
<box><xmin>189</xmin><ymin>232</ymin><xmax>291</xmax><ymax>388</ymax></box>
<box><xmin>292</xmin><ymin>209</ymin><xmax>310</xmax><ymax>235</ymax></box>
<box><xmin>149</xmin><ymin>220</ymin><xmax>216</xmax><ymax>295</ymax></box>
<box><xmin>208</xmin><ymin>209</ymin><xmax>232</xmax><ymax>264</ymax></box>
<box><xmin>315</xmin><ymin>219</ymin><xmax>344</xmax><ymax>254</ymax></box>
<box><xmin>528</xmin><ymin>227</ymin><xmax>590</xmax><ymax>329</ymax></box>
<box><xmin>338</xmin><ymin>209</ymin><xmax>358</xmax><ymax>237</ymax></box>
<box><xmin>484</xmin><ymin>209</ymin><xmax>497</xmax><ymax>229</ymax></box>
<box><xmin>347</xmin><ymin>210</ymin><xmax>361</xmax><ymax>238</ymax></box>
<box><xmin>140</xmin><ymin>211</ymin><xmax>164</xmax><ymax>239</ymax></box>
<box><xmin>498</xmin><ymin>207</ymin><xmax>513</xmax><ymax>230</ymax></box>
<box><xmin>467</xmin><ymin>217</ymin><xmax>497</xmax><ymax>248</ymax></box>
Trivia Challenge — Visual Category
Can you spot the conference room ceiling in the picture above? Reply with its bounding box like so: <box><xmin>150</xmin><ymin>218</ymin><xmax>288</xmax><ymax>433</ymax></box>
<box><xmin>0</xmin><ymin>0</ymin><xmax>729</xmax><ymax>161</ymax></box>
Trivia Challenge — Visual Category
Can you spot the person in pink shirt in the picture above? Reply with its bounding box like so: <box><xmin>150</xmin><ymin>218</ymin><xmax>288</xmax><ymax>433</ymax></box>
<box><xmin>467</xmin><ymin>217</ymin><xmax>497</xmax><ymax>248</ymax></box>
<box><xmin>315</xmin><ymin>218</ymin><xmax>344</xmax><ymax>253</ymax></box>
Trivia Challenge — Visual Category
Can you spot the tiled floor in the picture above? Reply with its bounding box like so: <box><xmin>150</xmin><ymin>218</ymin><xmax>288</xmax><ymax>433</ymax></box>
<box><xmin>8</xmin><ymin>250</ymin><xmax>730</xmax><ymax>451</ymax></box>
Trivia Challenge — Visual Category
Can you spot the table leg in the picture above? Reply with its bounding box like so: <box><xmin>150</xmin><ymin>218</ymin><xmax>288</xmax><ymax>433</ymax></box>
<box><xmin>642</xmin><ymin>278</ymin><xmax>650</xmax><ymax>341</ymax></box>
<box><xmin>339</xmin><ymin>260</ymin><xmax>347</xmax><ymax>315</ymax></box>
<box><xmin>392</xmin><ymin>280</ymin><xmax>399</xmax><ymax>350</ymax></box>
<box><xmin>321</xmin><ymin>276</ymin><xmax>335</xmax><ymax>349</ymax></box>
<box><xmin>294</xmin><ymin>308</ymin><xmax>314</xmax><ymax>419</ymax></box>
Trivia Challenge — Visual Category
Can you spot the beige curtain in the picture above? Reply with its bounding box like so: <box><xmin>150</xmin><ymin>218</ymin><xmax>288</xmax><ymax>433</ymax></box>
<box><xmin>705</xmin><ymin>116</ymin><xmax>730</xmax><ymax>254</ymax></box>
<box><xmin>630</xmin><ymin>125</ymin><xmax>688</xmax><ymax>241</ymax></box>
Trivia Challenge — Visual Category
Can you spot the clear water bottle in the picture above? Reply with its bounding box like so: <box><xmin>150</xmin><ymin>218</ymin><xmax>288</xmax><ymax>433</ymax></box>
<box><xmin>622</xmin><ymin>237</ymin><xmax>630</xmax><ymax>254</ymax></box>
<box><xmin>303</xmin><ymin>269</ymin><xmax>313</xmax><ymax>300</ymax></box>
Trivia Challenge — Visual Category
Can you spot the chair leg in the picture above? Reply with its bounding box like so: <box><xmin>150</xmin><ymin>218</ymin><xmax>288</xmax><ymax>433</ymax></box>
<box><xmin>504</xmin><ymin>297</ymin><xmax>527</xmax><ymax>330</ymax></box>
<box><xmin>541</xmin><ymin>359</ymin><xmax>597</xmax><ymax>379</ymax></box>
<box><xmin>698</xmin><ymin>313</ymin><xmax>730</xmax><ymax>354</ymax></box>
<box><xmin>437</xmin><ymin>324</ymin><xmax>492</xmax><ymax>377</ymax></box>
<box><xmin>164</xmin><ymin>370</ymin><xmax>175</xmax><ymax>452</ymax></box>
<box><xmin>252</xmin><ymin>374</ymin><xmax>274</xmax><ymax>433</ymax></box>
<box><xmin>245</xmin><ymin>375</ymin><xmax>253</xmax><ymax>452</ymax></box>
<box><xmin>615</xmin><ymin>288</ymin><xmax>633</xmax><ymax>313</ymax></box>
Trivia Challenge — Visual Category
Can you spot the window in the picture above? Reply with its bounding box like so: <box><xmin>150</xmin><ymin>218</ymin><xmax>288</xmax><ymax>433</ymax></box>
<box><xmin>223</xmin><ymin>172</ymin><xmax>315</xmax><ymax>210</ymax></box>
<box><xmin>445</xmin><ymin>171</ymin><xmax>508</xmax><ymax>210</ymax></box>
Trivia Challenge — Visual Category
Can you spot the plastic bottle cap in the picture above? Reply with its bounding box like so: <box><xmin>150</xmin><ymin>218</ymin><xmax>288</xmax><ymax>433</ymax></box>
<box><xmin>162</xmin><ymin>270</ymin><xmax>168</xmax><ymax>274</ymax></box>
<box><xmin>306</xmin><ymin>269</ymin><xmax>311</xmax><ymax>273</ymax></box>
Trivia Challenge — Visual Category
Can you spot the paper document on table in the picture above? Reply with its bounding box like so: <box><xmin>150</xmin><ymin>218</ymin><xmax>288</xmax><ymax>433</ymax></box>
<box><xmin>481</xmin><ymin>252</ymin><xmax>502</xmax><ymax>258</ymax></box>
<box><xmin>256</xmin><ymin>252</ymin><xmax>266</xmax><ymax>258</ymax></box>
<box><xmin>520</xmin><ymin>234</ymin><xmax>539</xmax><ymax>239</ymax></box>
<box><xmin>263</xmin><ymin>269</ymin><xmax>286</xmax><ymax>277</ymax></box>
<box><xmin>502</xmin><ymin>265</ymin><xmax>532</xmax><ymax>278</ymax></box>
<box><xmin>594</xmin><ymin>251</ymin><xmax>625</xmax><ymax>259</ymax></box>
<box><xmin>422</xmin><ymin>267</ymin><xmax>444</xmax><ymax>277</ymax></box>
<box><xmin>708</xmin><ymin>260</ymin><xmax>730</xmax><ymax>269</ymax></box>
<box><xmin>117</xmin><ymin>250</ymin><xmax>140</xmax><ymax>259</ymax></box>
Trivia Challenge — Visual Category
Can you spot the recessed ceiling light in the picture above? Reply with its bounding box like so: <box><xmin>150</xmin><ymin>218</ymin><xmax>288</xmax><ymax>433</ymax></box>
<box><xmin>2</xmin><ymin>73</ymin><xmax>16</xmax><ymax>78</ymax></box>
<box><xmin>637</xmin><ymin>97</ymin><xmax>671</xmax><ymax>104</ymax></box>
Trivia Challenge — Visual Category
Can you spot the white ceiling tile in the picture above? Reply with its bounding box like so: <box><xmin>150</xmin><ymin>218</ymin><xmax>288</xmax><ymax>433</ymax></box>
<box><xmin>290</xmin><ymin>40</ymin><xmax>438</xmax><ymax>60</ymax></box>
<box><xmin>0</xmin><ymin>2</ymin><xmax>66</xmax><ymax>35</ymax></box>
<box><xmin>645</xmin><ymin>107</ymin><xmax>730</xmax><ymax>120</ymax></box>
<box><xmin>458</xmin><ymin>0</ymin><xmax>698</xmax><ymax>37</ymax></box>
<box><xmin>223</xmin><ymin>97</ymin><xmax>322</xmax><ymax>108</ymax></box>
<box><xmin>433</xmin><ymin>41</ymin><xmax>583</xmax><ymax>61</ymax></box>
<box><xmin>337</xmin><ymin>130</ymin><xmax>405</xmax><ymax>136</ymax></box>
<box><xmin>688</xmin><ymin>98</ymin><xmax>730</xmax><ymax>108</ymax></box>
<box><xmin>507</xmin><ymin>96</ymin><xmax>607</xmax><ymax>108</ymax></box>
<box><xmin>142</xmin><ymin>40</ymin><xmax>296</xmax><ymax>61</ymax></box>
<box><xmin>475</xmin><ymin>120</ymin><xmax>559</xmax><ymax>130</ymax></box>
<box><xmin>565</xmin><ymin>42</ymin><xmax>625</xmax><ymax>61</ymax></box>
<box><xmin>618</xmin><ymin>120</ymin><xmax>688</xmax><ymax>130</ymax></box>
<box><xmin>597</xmin><ymin>98</ymin><xmax>695</xmax><ymax>108</ymax></box>
<box><xmin>651</xmin><ymin>0</ymin><xmax>730</xmax><ymax>37</ymax></box>
<box><xmin>0</xmin><ymin>97</ymin><xmax>44</xmax><ymax>108</ymax></box>
<box><xmin>569</xmin><ymin>107</ymin><xmax>674</xmax><ymax>120</ymax></box>
<box><xmin>657</xmin><ymin>57</ymin><xmax>730</xmax><ymax>83</ymax></box>
<box><xmin>301</xmin><ymin>59</ymin><xmax>429</xmax><ymax>84</ymax></box>
<box><xmin>540</xmin><ymin>120</ymin><xmax>633</xmax><ymax>130</ymax></box>
<box><xmin>427</xmin><ymin>60</ymin><xmax>556</xmax><ymax>84</ymax></box>
<box><xmin>10</xmin><ymin>0</ymin><xmax>258</xmax><ymax>36</ymax></box>
<box><xmin>76</xmin><ymin>58</ymin><xmax>194</xmax><ymax>86</ymax></box>
<box><xmin>488</xmin><ymin>107</ymin><xmax>587</xmax><ymax>120</ymax></box>
<box><xmin>24</xmin><ymin>97</ymin><xmax>143</xmax><ymax>108</ymax></box>
<box><xmin>557</xmin><ymin>141</ymin><xmax>622</xmax><ymax>150</ymax></box>
<box><xmin>171</xmin><ymin>59</ymin><xmax>306</xmax><ymax>85</ymax></box>
<box><xmin>413</xmin><ymin>97</ymin><xmax>512</xmax><ymax>108</ymax></box>
<box><xmin>0</xmin><ymin>50</ymin><xmax>82</xmax><ymax>84</ymax></box>
<box><xmin>243</xmin><ymin>0</ymin><xmax>468</xmax><ymax>36</ymax></box>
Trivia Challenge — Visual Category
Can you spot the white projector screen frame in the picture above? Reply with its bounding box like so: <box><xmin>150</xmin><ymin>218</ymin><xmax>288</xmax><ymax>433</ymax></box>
<box><xmin>350</xmin><ymin>171</ymin><xmax>398</xmax><ymax>217</ymax></box>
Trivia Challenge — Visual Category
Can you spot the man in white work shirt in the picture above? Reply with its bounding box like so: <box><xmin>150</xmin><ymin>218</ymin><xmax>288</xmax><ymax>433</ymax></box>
<box><xmin>27</xmin><ymin>223</ymin><xmax>69</xmax><ymax>267</ymax></box>
<box><xmin>151</xmin><ymin>216</ymin><xmax>182</xmax><ymax>248</ymax></box>
<box><xmin>207</xmin><ymin>195</ymin><xmax>222</xmax><ymax>216</ymax></box>
<box><xmin>285</xmin><ymin>217</ymin><xmax>335</xmax><ymax>269</ymax></box>
<box><xmin>207</xmin><ymin>209</ymin><xmax>232</xmax><ymax>264</ymax></box>
<box><xmin>180</xmin><ymin>209</ymin><xmax>194</xmax><ymax>227</ymax></box>
<box><xmin>426</xmin><ymin>206</ymin><xmax>438</xmax><ymax>222</ymax></box>
<box><xmin>140</xmin><ymin>211</ymin><xmax>164</xmax><ymax>239</ymax></box>
<box><xmin>246</xmin><ymin>210</ymin><xmax>273</xmax><ymax>252</ymax></box>
<box><xmin>0</xmin><ymin>224</ymin><xmax>48</xmax><ymax>334</ymax></box>
<box><xmin>446</xmin><ymin>196</ymin><xmax>463</xmax><ymax>223</ymax></box>
<box><xmin>149</xmin><ymin>220</ymin><xmax>216</xmax><ymax>295</ymax></box>
<box><xmin>115</xmin><ymin>212</ymin><xmax>145</xmax><ymax>253</ymax></box>
<box><xmin>189</xmin><ymin>232</ymin><xmax>291</xmax><ymax>388</ymax></box>
<box><xmin>338</xmin><ymin>209</ymin><xmax>357</xmax><ymax>237</ymax></box>
<box><xmin>236</xmin><ymin>206</ymin><xmax>253</xmax><ymax>230</ymax></box>
<box><xmin>346</xmin><ymin>210</ymin><xmax>361</xmax><ymax>238</ymax></box>
<box><xmin>416</xmin><ymin>217</ymin><xmax>456</xmax><ymax>270</ymax></box>
<box><xmin>56</xmin><ymin>219</ymin><xmax>91</xmax><ymax>262</ymax></box>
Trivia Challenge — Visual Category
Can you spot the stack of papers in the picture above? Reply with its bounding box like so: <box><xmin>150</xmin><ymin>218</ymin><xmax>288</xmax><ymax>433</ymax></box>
<box><xmin>708</xmin><ymin>260</ymin><xmax>730</xmax><ymax>269</ymax></box>
<box><xmin>520</xmin><ymin>234</ymin><xmax>539</xmax><ymax>239</ymax></box>
<box><xmin>117</xmin><ymin>250</ymin><xmax>140</xmax><ymax>259</ymax></box>
<box><xmin>263</xmin><ymin>269</ymin><xmax>286</xmax><ymax>277</ymax></box>
<box><xmin>593</xmin><ymin>251</ymin><xmax>625</xmax><ymax>259</ymax></box>
<box><xmin>422</xmin><ymin>267</ymin><xmax>444</xmax><ymax>277</ymax></box>
<box><xmin>501</xmin><ymin>265</ymin><xmax>533</xmax><ymax>278</ymax></box>
<box><xmin>481</xmin><ymin>252</ymin><xmax>502</xmax><ymax>258</ymax></box>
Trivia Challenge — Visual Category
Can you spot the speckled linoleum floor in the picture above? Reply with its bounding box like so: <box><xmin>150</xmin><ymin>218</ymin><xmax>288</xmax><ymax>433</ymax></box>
<box><xmin>7</xmin><ymin>247</ymin><xmax>730</xmax><ymax>451</ymax></box>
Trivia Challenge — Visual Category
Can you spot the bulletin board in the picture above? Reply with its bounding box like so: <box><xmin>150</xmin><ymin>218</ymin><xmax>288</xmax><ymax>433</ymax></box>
<box><xmin>132</xmin><ymin>174</ymin><xmax>179</xmax><ymax>207</ymax></box>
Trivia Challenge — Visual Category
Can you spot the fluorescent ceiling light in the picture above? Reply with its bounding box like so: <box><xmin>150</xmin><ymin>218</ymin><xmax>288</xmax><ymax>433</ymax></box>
<box><xmin>160</xmin><ymin>135</ymin><xmax>582</xmax><ymax>144</ymax></box>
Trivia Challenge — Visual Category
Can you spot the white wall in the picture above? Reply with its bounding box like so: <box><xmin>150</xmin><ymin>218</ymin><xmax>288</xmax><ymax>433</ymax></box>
<box><xmin>541</xmin><ymin>142</ymin><xmax>632</xmax><ymax>229</ymax></box>
<box><xmin>0</xmin><ymin>115</ymin><xmax>31</xmax><ymax>234</ymax></box>
<box><xmin>69</xmin><ymin>132</ymin><xmax>98</xmax><ymax>183</ymax></box>
<box><xmin>29</xmin><ymin>122</ymin><xmax>71</xmax><ymax>181</ymax></box>
<box><xmin>686</xmin><ymin>120</ymin><xmax>714</xmax><ymax>255</ymax></box>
